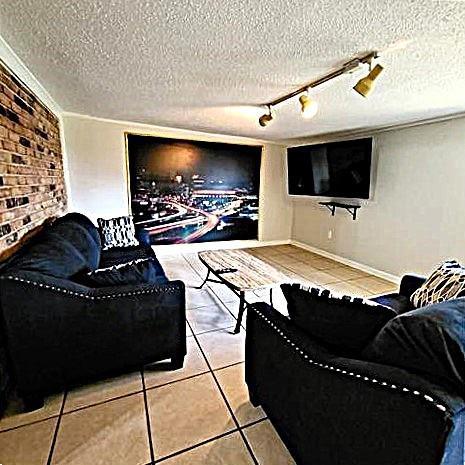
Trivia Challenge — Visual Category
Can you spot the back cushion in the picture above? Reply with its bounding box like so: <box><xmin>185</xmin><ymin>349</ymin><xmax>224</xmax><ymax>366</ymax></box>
<box><xmin>363</xmin><ymin>299</ymin><xmax>465</xmax><ymax>394</ymax></box>
<box><xmin>5</xmin><ymin>217</ymin><xmax>100</xmax><ymax>278</ymax></box>
<box><xmin>281</xmin><ymin>283</ymin><xmax>396</xmax><ymax>354</ymax></box>
<box><xmin>48</xmin><ymin>221</ymin><xmax>100</xmax><ymax>271</ymax></box>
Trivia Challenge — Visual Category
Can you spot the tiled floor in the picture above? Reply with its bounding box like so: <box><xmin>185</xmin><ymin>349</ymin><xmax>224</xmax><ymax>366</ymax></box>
<box><xmin>0</xmin><ymin>245</ymin><xmax>397</xmax><ymax>465</ymax></box>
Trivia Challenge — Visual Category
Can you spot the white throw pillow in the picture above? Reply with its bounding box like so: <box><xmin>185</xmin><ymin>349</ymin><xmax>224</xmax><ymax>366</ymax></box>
<box><xmin>410</xmin><ymin>260</ymin><xmax>465</xmax><ymax>308</ymax></box>
<box><xmin>97</xmin><ymin>215</ymin><xmax>139</xmax><ymax>250</ymax></box>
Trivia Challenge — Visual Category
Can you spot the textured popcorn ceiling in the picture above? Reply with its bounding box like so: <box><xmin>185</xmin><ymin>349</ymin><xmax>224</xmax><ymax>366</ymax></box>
<box><xmin>1</xmin><ymin>0</ymin><xmax>465</xmax><ymax>140</ymax></box>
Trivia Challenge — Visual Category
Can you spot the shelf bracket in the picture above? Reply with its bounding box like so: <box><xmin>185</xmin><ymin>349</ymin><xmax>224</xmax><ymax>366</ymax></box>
<box><xmin>319</xmin><ymin>202</ymin><xmax>360</xmax><ymax>221</ymax></box>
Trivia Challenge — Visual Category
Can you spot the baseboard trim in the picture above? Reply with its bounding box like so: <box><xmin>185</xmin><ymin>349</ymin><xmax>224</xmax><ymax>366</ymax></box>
<box><xmin>153</xmin><ymin>239</ymin><xmax>291</xmax><ymax>256</ymax></box>
<box><xmin>291</xmin><ymin>240</ymin><xmax>401</xmax><ymax>285</ymax></box>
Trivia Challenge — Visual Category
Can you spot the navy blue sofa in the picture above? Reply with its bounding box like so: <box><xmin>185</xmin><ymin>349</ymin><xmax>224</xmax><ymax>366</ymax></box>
<box><xmin>0</xmin><ymin>213</ymin><xmax>186</xmax><ymax>410</ymax></box>
<box><xmin>245</xmin><ymin>275</ymin><xmax>464</xmax><ymax>465</ymax></box>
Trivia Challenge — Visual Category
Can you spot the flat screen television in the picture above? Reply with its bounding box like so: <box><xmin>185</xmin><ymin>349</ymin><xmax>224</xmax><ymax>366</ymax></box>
<box><xmin>287</xmin><ymin>137</ymin><xmax>373</xmax><ymax>199</ymax></box>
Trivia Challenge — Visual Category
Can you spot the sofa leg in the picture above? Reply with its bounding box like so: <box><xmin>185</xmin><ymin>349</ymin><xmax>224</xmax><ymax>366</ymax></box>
<box><xmin>23</xmin><ymin>394</ymin><xmax>45</xmax><ymax>412</ymax></box>
<box><xmin>171</xmin><ymin>354</ymin><xmax>185</xmax><ymax>370</ymax></box>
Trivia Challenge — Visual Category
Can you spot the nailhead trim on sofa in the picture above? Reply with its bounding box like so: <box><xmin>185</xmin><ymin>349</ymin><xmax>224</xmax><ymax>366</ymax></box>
<box><xmin>251</xmin><ymin>306</ymin><xmax>450</xmax><ymax>415</ymax></box>
<box><xmin>1</xmin><ymin>275</ymin><xmax>182</xmax><ymax>300</ymax></box>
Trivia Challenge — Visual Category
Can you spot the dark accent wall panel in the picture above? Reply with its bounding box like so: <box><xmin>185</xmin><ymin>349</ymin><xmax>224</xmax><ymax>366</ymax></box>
<box><xmin>0</xmin><ymin>59</ymin><xmax>67</xmax><ymax>252</ymax></box>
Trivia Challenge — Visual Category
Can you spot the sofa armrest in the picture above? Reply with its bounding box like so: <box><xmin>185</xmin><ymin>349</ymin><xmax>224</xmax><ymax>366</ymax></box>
<box><xmin>246</xmin><ymin>302</ymin><xmax>464</xmax><ymax>465</ymax></box>
<box><xmin>0</xmin><ymin>273</ymin><xmax>186</xmax><ymax>394</ymax></box>
<box><xmin>399</xmin><ymin>274</ymin><xmax>426</xmax><ymax>298</ymax></box>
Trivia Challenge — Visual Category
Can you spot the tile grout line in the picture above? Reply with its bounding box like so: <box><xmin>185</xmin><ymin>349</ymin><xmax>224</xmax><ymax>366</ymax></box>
<box><xmin>154</xmin><ymin>428</ymin><xmax>240</xmax><ymax>464</ymax></box>
<box><xmin>46</xmin><ymin>390</ymin><xmax>67</xmax><ymax>465</ymax></box>
<box><xmin>0</xmin><ymin>413</ymin><xmax>61</xmax><ymax>434</ymax></box>
<box><xmin>184</xmin><ymin>315</ymin><xmax>260</xmax><ymax>465</ymax></box>
<box><xmin>141</xmin><ymin>369</ymin><xmax>156</xmax><ymax>464</ymax></box>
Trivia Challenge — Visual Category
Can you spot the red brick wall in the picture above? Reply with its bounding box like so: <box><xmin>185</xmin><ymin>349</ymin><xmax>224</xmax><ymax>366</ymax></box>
<box><xmin>0</xmin><ymin>59</ymin><xmax>67</xmax><ymax>253</ymax></box>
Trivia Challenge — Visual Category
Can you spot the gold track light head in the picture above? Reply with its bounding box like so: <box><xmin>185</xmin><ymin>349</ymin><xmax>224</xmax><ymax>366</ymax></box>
<box><xmin>259</xmin><ymin>107</ymin><xmax>273</xmax><ymax>127</ymax></box>
<box><xmin>299</xmin><ymin>93</ymin><xmax>318</xmax><ymax>119</ymax></box>
<box><xmin>353</xmin><ymin>63</ymin><xmax>384</xmax><ymax>98</ymax></box>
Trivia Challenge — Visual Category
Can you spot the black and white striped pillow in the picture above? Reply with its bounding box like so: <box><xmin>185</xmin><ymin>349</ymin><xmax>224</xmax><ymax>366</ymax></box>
<box><xmin>97</xmin><ymin>215</ymin><xmax>139</xmax><ymax>250</ymax></box>
<box><xmin>410</xmin><ymin>260</ymin><xmax>465</xmax><ymax>308</ymax></box>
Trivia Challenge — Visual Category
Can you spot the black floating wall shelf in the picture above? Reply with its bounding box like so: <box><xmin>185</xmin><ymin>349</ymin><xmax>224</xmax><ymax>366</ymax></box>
<box><xmin>319</xmin><ymin>201</ymin><xmax>361</xmax><ymax>220</ymax></box>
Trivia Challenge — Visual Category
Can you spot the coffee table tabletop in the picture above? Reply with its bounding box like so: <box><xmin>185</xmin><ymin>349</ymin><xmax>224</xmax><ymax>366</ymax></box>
<box><xmin>198</xmin><ymin>249</ymin><xmax>287</xmax><ymax>291</ymax></box>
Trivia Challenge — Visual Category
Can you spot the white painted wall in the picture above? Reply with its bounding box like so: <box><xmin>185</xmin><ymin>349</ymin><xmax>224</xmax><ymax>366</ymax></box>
<box><xmin>62</xmin><ymin>113</ymin><xmax>292</xmax><ymax>243</ymax></box>
<box><xmin>292</xmin><ymin>117</ymin><xmax>465</xmax><ymax>277</ymax></box>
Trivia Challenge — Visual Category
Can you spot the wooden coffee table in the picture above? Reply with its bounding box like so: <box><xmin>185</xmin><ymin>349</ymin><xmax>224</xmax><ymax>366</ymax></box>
<box><xmin>197</xmin><ymin>249</ymin><xmax>288</xmax><ymax>333</ymax></box>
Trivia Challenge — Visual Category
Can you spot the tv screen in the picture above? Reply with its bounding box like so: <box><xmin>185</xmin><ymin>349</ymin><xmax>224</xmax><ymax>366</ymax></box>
<box><xmin>287</xmin><ymin>138</ymin><xmax>372</xmax><ymax>199</ymax></box>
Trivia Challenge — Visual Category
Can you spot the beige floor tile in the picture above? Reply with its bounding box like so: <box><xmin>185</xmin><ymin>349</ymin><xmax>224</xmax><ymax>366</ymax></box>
<box><xmin>272</xmin><ymin>245</ymin><xmax>299</xmax><ymax>254</ymax></box>
<box><xmin>207</xmin><ymin>282</ymin><xmax>240</xmax><ymax>304</ymax></box>
<box><xmin>301</xmin><ymin>270</ymin><xmax>341</xmax><ymax>285</ymax></box>
<box><xmin>324</xmin><ymin>281</ymin><xmax>372</xmax><ymax>297</ymax></box>
<box><xmin>53</xmin><ymin>393</ymin><xmax>149</xmax><ymax>465</ymax></box>
<box><xmin>348</xmin><ymin>276</ymin><xmax>398</xmax><ymax>294</ymax></box>
<box><xmin>308</xmin><ymin>257</ymin><xmax>342</xmax><ymax>270</ymax></box>
<box><xmin>244</xmin><ymin>420</ymin><xmax>296</xmax><ymax>465</ymax></box>
<box><xmin>0</xmin><ymin>417</ymin><xmax>57</xmax><ymax>465</ymax></box>
<box><xmin>187</xmin><ymin>304</ymin><xmax>237</xmax><ymax>334</ymax></box>
<box><xmin>254</xmin><ymin>247</ymin><xmax>286</xmax><ymax>257</ymax></box>
<box><xmin>64</xmin><ymin>371</ymin><xmax>143</xmax><ymax>413</ymax></box>
<box><xmin>0</xmin><ymin>391</ymin><xmax>63</xmax><ymax>432</ymax></box>
<box><xmin>197</xmin><ymin>328</ymin><xmax>246</xmax><ymax>370</ymax></box>
<box><xmin>268</xmin><ymin>255</ymin><xmax>302</xmax><ymax>267</ymax></box>
<box><xmin>144</xmin><ymin>337</ymin><xmax>209</xmax><ymax>389</ymax></box>
<box><xmin>147</xmin><ymin>373</ymin><xmax>235</xmax><ymax>459</ymax></box>
<box><xmin>161</xmin><ymin>432</ymin><xmax>254</xmax><ymax>464</ymax></box>
<box><xmin>326</xmin><ymin>265</ymin><xmax>370</xmax><ymax>281</ymax></box>
<box><xmin>186</xmin><ymin>286</ymin><xmax>223</xmax><ymax>309</ymax></box>
<box><xmin>215</xmin><ymin>363</ymin><xmax>265</xmax><ymax>427</ymax></box>
<box><xmin>283</xmin><ymin>261</ymin><xmax>318</xmax><ymax>275</ymax></box>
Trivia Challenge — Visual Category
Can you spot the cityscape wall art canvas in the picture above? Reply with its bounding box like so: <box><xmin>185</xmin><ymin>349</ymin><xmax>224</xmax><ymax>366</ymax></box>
<box><xmin>127</xmin><ymin>135</ymin><xmax>262</xmax><ymax>245</ymax></box>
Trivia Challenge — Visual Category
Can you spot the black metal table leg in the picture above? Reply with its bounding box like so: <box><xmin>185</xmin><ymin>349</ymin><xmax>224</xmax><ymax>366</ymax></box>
<box><xmin>195</xmin><ymin>269</ymin><xmax>210</xmax><ymax>289</ymax></box>
<box><xmin>270</xmin><ymin>288</ymin><xmax>274</xmax><ymax>308</ymax></box>
<box><xmin>234</xmin><ymin>291</ymin><xmax>246</xmax><ymax>334</ymax></box>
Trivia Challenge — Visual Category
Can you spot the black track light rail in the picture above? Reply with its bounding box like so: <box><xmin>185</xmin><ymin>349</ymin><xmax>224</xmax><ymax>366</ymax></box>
<box><xmin>265</xmin><ymin>51</ymin><xmax>378</xmax><ymax>109</ymax></box>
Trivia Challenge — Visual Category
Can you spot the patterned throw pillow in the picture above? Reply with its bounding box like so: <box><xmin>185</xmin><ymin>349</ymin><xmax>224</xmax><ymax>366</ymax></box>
<box><xmin>97</xmin><ymin>215</ymin><xmax>139</xmax><ymax>250</ymax></box>
<box><xmin>410</xmin><ymin>260</ymin><xmax>465</xmax><ymax>308</ymax></box>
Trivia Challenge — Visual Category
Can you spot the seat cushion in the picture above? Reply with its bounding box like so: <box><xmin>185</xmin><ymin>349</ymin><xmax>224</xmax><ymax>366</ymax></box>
<box><xmin>363</xmin><ymin>299</ymin><xmax>465</xmax><ymax>394</ymax></box>
<box><xmin>99</xmin><ymin>245</ymin><xmax>155</xmax><ymax>268</ymax></box>
<box><xmin>77</xmin><ymin>257</ymin><xmax>168</xmax><ymax>287</ymax></box>
<box><xmin>371</xmin><ymin>293</ymin><xmax>412</xmax><ymax>315</ymax></box>
<box><xmin>281</xmin><ymin>283</ymin><xmax>397</xmax><ymax>354</ymax></box>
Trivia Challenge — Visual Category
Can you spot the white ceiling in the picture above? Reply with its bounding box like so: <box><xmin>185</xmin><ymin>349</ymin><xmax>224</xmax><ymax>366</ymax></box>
<box><xmin>1</xmin><ymin>0</ymin><xmax>465</xmax><ymax>141</ymax></box>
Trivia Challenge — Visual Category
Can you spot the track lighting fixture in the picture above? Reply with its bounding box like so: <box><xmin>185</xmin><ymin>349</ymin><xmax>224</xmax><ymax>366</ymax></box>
<box><xmin>258</xmin><ymin>51</ymin><xmax>384</xmax><ymax>127</ymax></box>
<box><xmin>299</xmin><ymin>92</ymin><xmax>318</xmax><ymax>119</ymax></box>
<box><xmin>353</xmin><ymin>63</ymin><xmax>384</xmax><ymax>98</ymax></box>
<box><xmin>258</xmin><ymin>106</ymin><xmax>273</xmax><ymax>127</ymax></box>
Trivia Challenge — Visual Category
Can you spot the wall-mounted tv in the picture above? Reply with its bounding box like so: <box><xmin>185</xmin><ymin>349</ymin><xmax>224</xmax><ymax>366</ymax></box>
<box><xmin>287</xmin><ymin>137</ymin><xmax>373</xmax><ymax>199</ymax></box>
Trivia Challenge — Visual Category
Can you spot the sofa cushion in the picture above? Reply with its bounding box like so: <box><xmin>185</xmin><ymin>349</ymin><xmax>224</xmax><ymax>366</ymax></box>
<box><xmin>371</xmin><ymin>293</ymin><xmax>412</xmax><ymax>314</ymax></box>
<box><xmin>363</xmin><ymin>299</ymin><xmax>465</xmax><ymax>394</ymax></box>
<box><xmin>4</xmin><ymin>214</ymin><xmax>101</xmax><ymax>278</ymax></box>
<box><xmin>281</xmin><ymin>283</ymin><xmax>397</xmax><ymax>354</ymax></box>
<box><xmin>47</xmin><ymin>220</ymin><xmax>100</xmax><ymax>271</ymax></box>
<box><xmin>99</xmin><ymin>245</ymin><xmax>155</xmax><ymax>268</ymax></box>
<box><xmin>97</xmin><ymin>215</ymin><xmax>139</xmax><ymax>250</ymax></box>
<box><xmin>5</xmin><ymin>229</ymin><xmax>88</xmax><ymax>279</ymax></box>
<box><xmin>410</xmin><ymin>260</ymin><xmax>465</xmax><ymax>308</ymax></box>
<box><xmin>76</xmin><ymin>257</ymin><xmax>168</xmax><ymax>287</ymax></box>
<box><xmin>54</xmin><ymin>212</ymin><xmax>101</xmax><ymax>250</ymax></box>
